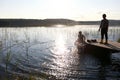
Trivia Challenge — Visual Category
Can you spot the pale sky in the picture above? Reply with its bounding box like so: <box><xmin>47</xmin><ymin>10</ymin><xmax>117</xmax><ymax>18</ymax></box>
<box><xmin>0</xmin><ymin>0</ymin><xmax>120</xmax><ymax>21</ymax></box>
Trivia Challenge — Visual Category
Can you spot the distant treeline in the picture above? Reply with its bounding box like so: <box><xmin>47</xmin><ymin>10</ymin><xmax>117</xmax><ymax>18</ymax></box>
<box><xmin>78</xmin><ymin>20</ymin><xmax>120</xmax><ymax>26</ymax></box>
<box><xmin>0</xmin><ymin>19</ymin><xmax>120</xmax><ymax>27</ymax></box>
<box><xmin>0</xmin><ymin>19</ymin><xmax>77</xmax><ymax>27</ymax></box>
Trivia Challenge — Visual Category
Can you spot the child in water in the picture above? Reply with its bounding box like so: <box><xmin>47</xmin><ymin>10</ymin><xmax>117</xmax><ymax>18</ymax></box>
<box><xmin>77</xmin><ymin>31</ymin><xmax>86</xmax><ymax>44</ymax></box>
<box><xmin>75</xmin><ymin>31</ymin><xmax>86</xmax><ymax>53</ymax></box>
<box><xmin>75</xmin><ymin>31</ymin><xmax>85</xmax><ymax>52</ymax></box>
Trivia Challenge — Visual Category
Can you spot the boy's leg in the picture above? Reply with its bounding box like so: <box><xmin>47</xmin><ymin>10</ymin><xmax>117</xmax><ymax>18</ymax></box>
<box><xmin>105</xmin><ymin>32</ymin><xmax>108</xmax><ymax>44</ymax></box>
<box><xmin>100</xmin><ymin>31</ymin><xmax>104</xmax><ymax>43</ymax></box>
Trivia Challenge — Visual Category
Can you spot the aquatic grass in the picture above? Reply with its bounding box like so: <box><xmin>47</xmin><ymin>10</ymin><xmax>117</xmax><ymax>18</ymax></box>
<box><xmin>0</xmin><ymin>41</ymin><xmax>2</xmax><ymax>63</ymax></box>
<box><xmin>5</xmin><ymin>51</ymin><xmax>12</xmax><ymax>72</ymax></box>
<box><xmin>2</xmin><ymin>28</ymin><xmax>54</xmax><ymax>80</ymax></box>
<box><xmin>0</xmin><ymin>41</ymin><xmax>2</xmax><ymax>50</ymax></box>
<box><xmin>14</xmin><ymin>59</ymin><xmax>20</xmax><ymax>72</ymax></box>
<box><xmin>23</xmin><ymin>31</ymin><xmax>31</xmax><ymax>64</ymax></box>
<box><xmin>117</xmin><ymin>38</ymin><xmax>120</xmax><ymax>43</ymax></box>
<box><xmin>2</xmin><ymin>50</ymin><xmax>13</xmax><ymax>80</ymax></box>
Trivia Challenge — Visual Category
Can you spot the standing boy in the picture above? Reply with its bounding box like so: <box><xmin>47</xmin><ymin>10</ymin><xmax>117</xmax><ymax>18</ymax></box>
<box><xmin>99</xmin><ymin>14</ymin><xmax>109</xmax><ymax>44</ymax></box>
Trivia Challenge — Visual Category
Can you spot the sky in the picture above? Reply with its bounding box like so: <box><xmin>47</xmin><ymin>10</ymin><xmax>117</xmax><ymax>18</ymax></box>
<box><xmin>0</xmin><ymin>0</ymin><xmax>120</xmax><ymax>21</ymax></box>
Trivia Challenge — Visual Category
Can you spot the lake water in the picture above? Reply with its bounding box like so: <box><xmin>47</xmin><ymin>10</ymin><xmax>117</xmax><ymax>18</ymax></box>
<box><xmin>0</xmin><ymin>25</ymin><xmax>120</xmax><ymax>80</ymax></box>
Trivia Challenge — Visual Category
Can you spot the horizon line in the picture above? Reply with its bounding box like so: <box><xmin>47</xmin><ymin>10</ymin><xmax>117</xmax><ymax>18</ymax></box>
<box><xmin>0</xmin><ymin>18</ymin><xmax>120</xmax><ymax>21</ymax></box>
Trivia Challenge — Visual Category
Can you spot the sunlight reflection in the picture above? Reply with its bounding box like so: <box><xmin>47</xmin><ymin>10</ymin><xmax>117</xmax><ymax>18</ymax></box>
<box><xmin>52</xmin><ymin>34</ymin><xmax>69</xmax><ymax>55</ymax></box>
<box><xmin>55</xmin><ymin>25</ymin><xmax>64</xmax><ymax>28</ymax></box>
<box><xmin>50</xmin><ymin>33</ymin><xmax>71</xmax><ymax>77</ymax></box>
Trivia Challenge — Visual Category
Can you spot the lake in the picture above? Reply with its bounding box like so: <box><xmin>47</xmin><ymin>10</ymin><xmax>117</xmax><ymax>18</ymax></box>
<box><xmin>0</xmin><ymin>25</ymin><xmax>120</xmax><ymax>80</ymax></box>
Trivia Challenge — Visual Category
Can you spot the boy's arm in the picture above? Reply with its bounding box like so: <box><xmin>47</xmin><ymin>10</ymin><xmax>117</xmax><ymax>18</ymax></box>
<box><xmin>99</xmin><ymin>20</ymin><xmax>102</xmax><ymax>31</ymax></box>
<box><xmin>83</xmin><ymin>35</ymin><xmax>86</xmax><ymax>42</ymax></box>
<box><xmin>106</xmin><ymin>20</ymin><xmax>109</xmax><ymax>32</ymax></box>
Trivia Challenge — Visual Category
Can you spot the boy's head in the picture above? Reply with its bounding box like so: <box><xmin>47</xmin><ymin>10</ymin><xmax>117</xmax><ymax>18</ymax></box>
<box><xmin>102</xmin><ymin>14</ymin><xmax>106</xmax><ymax>19</ymax></box>
<box><xmin>79</xmin><ymin>31</ymin><xmax>82</xmax><ymax>34</ymax></box>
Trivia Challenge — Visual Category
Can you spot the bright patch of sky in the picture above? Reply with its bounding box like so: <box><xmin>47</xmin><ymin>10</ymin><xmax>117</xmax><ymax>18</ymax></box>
<box><xmin>0</xmin><ymin>0</ymin><xmax>120</xmax><ymax>21</ymax></box>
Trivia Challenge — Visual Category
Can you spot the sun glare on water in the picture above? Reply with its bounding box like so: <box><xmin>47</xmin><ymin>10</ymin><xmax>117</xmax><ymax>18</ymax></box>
<box><xmin>50</xmin><ymin>33</ymin><xmax>72</xmax><ymax>76</ymax></box>
<box><xmin>51</xmin><ymin>34</ymin><xmax>69</xmax><ymax>55</ymax></box>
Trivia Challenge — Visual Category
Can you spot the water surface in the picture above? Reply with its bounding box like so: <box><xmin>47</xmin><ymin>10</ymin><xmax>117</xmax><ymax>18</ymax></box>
<box><xmin>0</xmin><ymin>25</ymin><xmax>120</xmax><ymax>80</ymax></box>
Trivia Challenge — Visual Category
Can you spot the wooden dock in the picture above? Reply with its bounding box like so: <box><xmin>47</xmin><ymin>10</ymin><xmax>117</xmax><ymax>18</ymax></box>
<box><xmin>86</xmin><ymin>40</ymin><xmax>120</xmax><ymax>53</ymax></box>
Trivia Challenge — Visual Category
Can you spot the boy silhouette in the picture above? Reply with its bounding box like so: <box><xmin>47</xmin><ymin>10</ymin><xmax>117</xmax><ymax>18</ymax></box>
<box><xmin>99</xmin><ymin>14</ymin><xmax>109</xmax><ymax>44</ymax></box>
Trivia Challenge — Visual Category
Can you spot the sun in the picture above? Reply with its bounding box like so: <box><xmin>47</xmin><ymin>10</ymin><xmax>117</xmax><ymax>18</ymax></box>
<box><xmin>43</xmin><ymin>0</ymin><xmax>76</xmax><ymax>18</ymax></box>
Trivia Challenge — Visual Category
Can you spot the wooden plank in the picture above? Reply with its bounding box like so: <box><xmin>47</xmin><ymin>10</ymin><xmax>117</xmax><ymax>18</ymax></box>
<box><xmin>87</xmin><ymin>40</ymin><xmax>120</xmax><ymax>52</ymax></box>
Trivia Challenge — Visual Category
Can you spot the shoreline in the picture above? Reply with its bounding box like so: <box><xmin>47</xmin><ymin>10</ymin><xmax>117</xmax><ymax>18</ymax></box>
<box><xmin>0</xmin><ymin>19</ymin><xmax>120</xmax><ymax>27</ymax></box>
